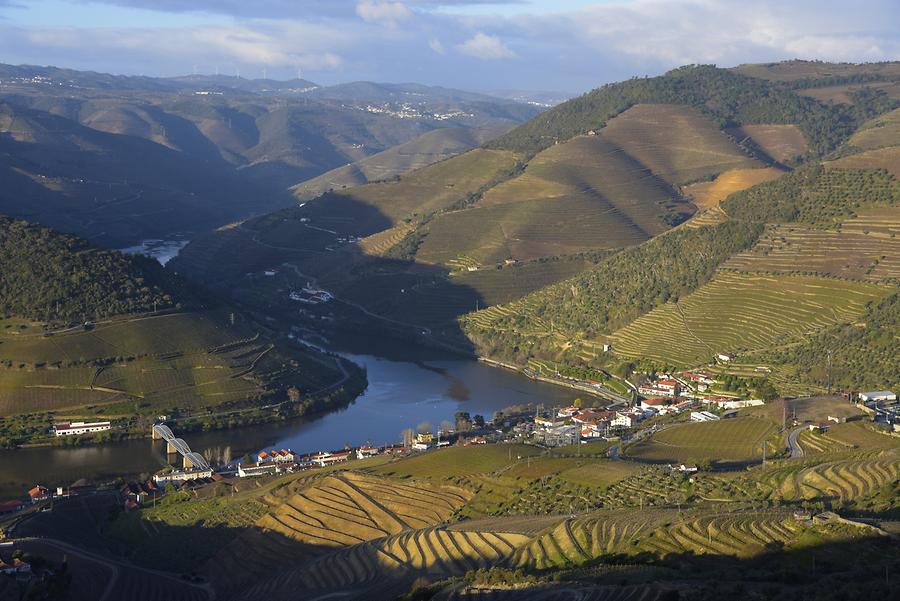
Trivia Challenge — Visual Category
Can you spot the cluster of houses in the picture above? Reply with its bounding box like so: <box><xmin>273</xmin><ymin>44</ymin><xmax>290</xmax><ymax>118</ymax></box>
<box><xmin>0</xmin><ymin>486</ymin><xmax>61</xmax><ymax>519</ymax></box>
<box><xmin>520</xmin><ymin>405</ymin><xmax>652</xmax><ymax>447</ymax></box>
<box><xmin>120</xmin><ymin>480</ymin><xmax>160</xmax><ymax>511</ymax></box>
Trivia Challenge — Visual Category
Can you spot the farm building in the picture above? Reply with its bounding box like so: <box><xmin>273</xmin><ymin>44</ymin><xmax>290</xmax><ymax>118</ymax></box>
<box><xmin>859</xmin><ymin>391</ymin><xmax>896</xmax><ymax>403</ymax></box>
<box><xmin>238</xmin><ymin>463</ymin><xmax>281</xmax><ymax>478</ymax></box>
<box><xmin>639</xmin><ymin>384</ymin><xmax>676</xmax><ymax>398</ymax></box>
<box><xmin>690</xmin><ymin>411</ymin><xmax>720</xmax><ymax>422</ymax></box>
<box><xmin>51</xmin><ymin>420</ymin><xmax>111</xmax><ymax>437</ymax></box>
<box><xmin>152</xmin><ymin>468</ymin><xmax>213</xmax><ymax>484</ymax></box>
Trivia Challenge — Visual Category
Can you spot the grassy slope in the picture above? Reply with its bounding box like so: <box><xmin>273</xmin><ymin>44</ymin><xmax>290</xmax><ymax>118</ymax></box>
<box><xmin>291</xmin><ymin>126</ymin><xmax>503</xmax><ymax>200</ymax></box>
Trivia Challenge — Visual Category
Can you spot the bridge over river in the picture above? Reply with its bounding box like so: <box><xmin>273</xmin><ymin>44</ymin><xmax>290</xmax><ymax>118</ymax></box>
<box><xmin>151</xmin><ymin>424</ymin><xmax>210</xmax><ymax>470</ymax></box>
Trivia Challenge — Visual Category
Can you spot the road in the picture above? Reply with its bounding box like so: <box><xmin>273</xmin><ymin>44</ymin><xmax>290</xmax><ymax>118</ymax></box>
<box><xmin>787</xmin><ymin>426</ymin><xmax>806</xmax><ymax>459</ymax></box>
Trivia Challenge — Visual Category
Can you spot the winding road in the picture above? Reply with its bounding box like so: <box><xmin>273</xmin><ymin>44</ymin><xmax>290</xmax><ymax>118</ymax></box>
<box><xmin>787</xmin><ymin>426</ymin><xmax>806</xmax><ymax>459</ymax></box>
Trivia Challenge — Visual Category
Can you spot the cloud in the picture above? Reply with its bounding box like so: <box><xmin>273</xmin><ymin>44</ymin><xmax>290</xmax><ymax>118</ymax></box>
<box><xmin>0</xmin><ymin>0</ymin><xmax>897</xmax><ymax>92</ymax></box>
<box><xmin>457</xmin><ymin>32</ymin><xmax>515</xmax><ymax>59</ymax></box>
<box><xmin>428</xmin><ymin>37</ymin><xmax>445</xmax><ymax>54</ymax></box>
<box><xmin>356</xmin><ymin>0</ymin><xmax>413</xmax><ymax>26</ymax></box>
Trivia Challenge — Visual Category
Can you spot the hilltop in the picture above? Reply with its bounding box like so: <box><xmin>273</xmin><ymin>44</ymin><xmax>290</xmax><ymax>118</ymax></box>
<box><xmin>0</xmin><ymin>217</ymin><xmax>364</xmax><ymax>447</ymax></box>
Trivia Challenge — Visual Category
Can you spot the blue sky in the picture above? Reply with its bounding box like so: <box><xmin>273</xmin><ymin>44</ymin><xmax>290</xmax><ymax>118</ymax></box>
<box><xmin>0</xmin><ymin>0</ymin><xmax>897</xmax><ymax>92</ymax></box>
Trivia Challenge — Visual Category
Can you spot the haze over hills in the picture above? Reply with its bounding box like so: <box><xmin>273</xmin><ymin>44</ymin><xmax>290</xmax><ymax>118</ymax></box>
<box><xmin>0</xmin><ymin>63</ymin><xmax>541</xmax><ymax>245</ymax></box>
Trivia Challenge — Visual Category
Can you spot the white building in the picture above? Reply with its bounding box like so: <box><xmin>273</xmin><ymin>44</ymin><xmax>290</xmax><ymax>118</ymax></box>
<box><xmin>153</xmin><ymin>468</ymin><xmax>213</xmax><ymax>483</ymax></box>
<box><xmin>52</xmin><ymin>421</ymin><xmax>111</xmax><ymax>437</ymax></box>
<box><xmin>859</xmin><ymin>391</ymin><xmax>897</xmax><ymax>403</ymax></box>
<box><xmin>690</xmin><ymin>411</ymin><xmax>720</xmax><ymax>422</ymax></box>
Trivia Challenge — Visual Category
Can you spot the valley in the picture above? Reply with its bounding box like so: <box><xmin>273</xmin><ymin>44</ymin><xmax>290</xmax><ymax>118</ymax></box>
<box><xmin>0</xmin><ymin>57</ymin><xmax>898</xmax><ymax>601</ymax></box>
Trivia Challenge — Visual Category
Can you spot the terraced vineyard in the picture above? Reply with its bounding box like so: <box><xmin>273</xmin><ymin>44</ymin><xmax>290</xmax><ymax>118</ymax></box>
<box><xmin>238</xmin><ymin>526</ymin><xmax>531</xmax><ymax>600</ymax></box>
<box><xmin>623</xmin><ymin>418</ymin><xmax>775</xmax><ymax>465</ymax></box>
<box><xmin>731</xmin><ymin>124</ymin><xmax>809</xmax><ymax>163</ymax></box>
<box><xmin>608</xmin><ymin>271</ymin><xmax>893</xmax><ymax>366</ymax></box>
<box><xmin>0</xmin><ymin>311</ymin><xmax>344</xmax><ymax>417</ymax></box>
<box><xmin>796</xmin><ymin>429</ymin><xmax>855</xmax><ymax>455</ymax></box>
<box><xmin>513</xmin><ymin>509</ymin><xmax>808</xmax><ymax>569</ymax></box>
<box><xmin>720</xmin><ymin>219</ymin><xmax>900</xmax><ymax>280</ymax></box>
<box><xmin>207</xmin><ymin>472</ymin><xmax>470</xmax><ymax>592</ymax></box>
<box><xmin>441</xmin><ymin>584</ymin><xmax>664</xmax><ymax>601</ymax></box>
<box><xmin>760</xmin><ymin>452</ymin><xmax>900</xmax><ymax>501</ymax></box>
<box><xmin>598</xmin><ymin>104</ymin><xmax>763</xmax><ymax>185</ymax></box>
<box><xmin>828</xmin><ymin>146</ymin><xmax>900</xmax><ymax>178</ymax></box>
<box><xmin>301</xmin><ymin>148</ymin><xmax>521</xmax><ymax>236</ymax></box>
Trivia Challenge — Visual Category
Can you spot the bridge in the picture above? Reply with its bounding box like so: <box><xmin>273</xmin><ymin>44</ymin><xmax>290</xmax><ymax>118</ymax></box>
<box><xmin>151</xmin><ymin>424</ymin><xmax>210</xmax><ymax>470</ymax></box>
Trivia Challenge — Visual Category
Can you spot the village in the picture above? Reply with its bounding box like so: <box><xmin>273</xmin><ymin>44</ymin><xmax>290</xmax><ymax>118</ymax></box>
<box><xmin>1</xmin><ymin>368</ymin><xmax>897</xmax><ymax>538</ymax></box>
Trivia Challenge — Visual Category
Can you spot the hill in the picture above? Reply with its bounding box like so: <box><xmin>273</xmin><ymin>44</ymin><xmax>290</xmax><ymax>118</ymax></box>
<box><xmin>0</xmin><ymin>215</ymin><xmax>186</xmax><ymax>323</ymax></box>
<box><xmin>291</xmin><ymin>127</ymin><xmax>505</xmax><ymax>201</ymax></box>
<box><xmin>0</xmin><ymin>64</ymin><xmax>539</xmax><ymax>245</ymax></box>
<box><xmin>170</xmin><ymin>62</ymin><xmax>899</xmax><ymax>394</ymax></box>
<box><xmin>0</xmin><ymin>218</ymin><xmax>363</xmax><ymax>445</ymax></box>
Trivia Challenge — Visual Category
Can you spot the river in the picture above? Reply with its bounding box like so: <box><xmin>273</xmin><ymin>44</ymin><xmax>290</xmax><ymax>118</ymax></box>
<box><xmin>0</xmin><ymin>336</ymin><xmax>579</xmax><ymax>498</ymax></box>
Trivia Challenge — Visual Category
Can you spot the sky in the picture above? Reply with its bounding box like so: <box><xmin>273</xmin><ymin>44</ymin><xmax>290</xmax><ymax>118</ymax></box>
<box><xmin>0</xmin><ymin>0</ymin><xmax>897</xmax><ymax>93</ymax></box>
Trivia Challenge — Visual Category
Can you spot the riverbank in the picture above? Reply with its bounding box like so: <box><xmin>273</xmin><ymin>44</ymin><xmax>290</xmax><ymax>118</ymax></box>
<box><xmin>477</xmin><ymin>356</ymin><xmax>632</xmax><ymax>404</ymax></box>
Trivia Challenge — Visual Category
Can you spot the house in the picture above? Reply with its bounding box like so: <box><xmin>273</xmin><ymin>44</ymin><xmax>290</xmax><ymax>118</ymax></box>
<box><xmin>0</xmin><ymin>500</ymin><xmax>26</xmax><ymax>515</ymax></box>
<box><xmin>671</xmin><ymin>463</ymin><xmax>699</xmax><ymax>474</ymax></box>
<box><xmin>859</xmin><ymin>391</ymin><xmax>897</xmax><ymax>403</ymax></box>
<box><xmin>416</xmin><ymin>432</ymin><xmax>433</xmax><ymax>444</ymax></box>
<box><xmin>238</xmin><ymin>463</ymin><xmax>280</xmax><ymax>478</ymax></box>
<box><xmin>257</xmin><ymin>449</ymin><xmax>295</xmax><ymax>465</ymax></box>
<box><xmin>557</xmin><ymin>406</ymin><xmax>580</xmax><ymax>419</ymax></box>
<box><xmin>717</xmin><ymin>354</ymin><xmax>733</xmax><ymax>362</ymax></box>
<box><xmin>315</xmin><ymin>451</ymin><xmax>351</xmax><ymax>466</ymax></box>
<box><xmin>51</xmin><ymin>420</ymin><xmax>111</xmax><ymax>437</ymax></box>
<box><xmin>808</xmin><ymin>422</ymin><xmax>830</xmax><ymax>433</ymax></box>
<box><xmin>611</xmin><ymin>410</ymin><xmax>644</xmax><ymax>429</ymax></box>
<box><xmin>412</xmin><ymin>442</ymin><xmax>432</xmax><ymax>451</ymax></box>
<box><xmin>537</xmin><ymin>425</ymin><xmax>580</xmax><ymax>447</ymax></box>
<box><xmin>153</xmin><ymin>468</ymin><xmax>213</xmax><ymax>484</ymax></box>
<box><xmin>28</xmin><ymin>486</ymin><xmax>50</xmax><ymax>503</ymax></box>
<box><xmin>356</xmin><ymin>445</ymin><xmax>379</xmax><ymax>459</ymax></box>
<box><xmin>656</xmin><ymin>379</ymin><xmax>680</xmax><ymax>393</ymax></box>
<box><xmin>639</xmin><ymin>384</ymin><xmax>675</xmax><ymax>398</ymax></box>
<box><xmin>640</xmin><ymin>397</ymin><xmax>668</xmax><ymax>411</ymax></box>
<box><xmin>534</xmin><ymin>415</ymin><xmax>563</xmax><ymax>429</ymax></box>
<box><xmin>464</xmin><ymin>436</ymin><xmax>487</xmax><ymax>446</ymax></box>
<box><xmin>690</xmin><ymin>411</ymin><xmax>720</xmax><ymax>422</ymax></box>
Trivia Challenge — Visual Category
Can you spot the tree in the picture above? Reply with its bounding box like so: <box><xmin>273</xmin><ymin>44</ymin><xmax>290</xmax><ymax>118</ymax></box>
<box><xmin>439</xmin><ymin>420</ymin><xmax>454</xmax><ymax>435</ymax></box>
<box><xmin>573</xmin><ymin>398</ymin><xmax>583</xmax><ymax>408</ymax></box>
<box><xmin>756</xmin><ymin>379</ymin><xmax>779</xmax><ymax>402</ymax></box>
<box><xmin>455</xmin><ymin>411</ymin><xmax>471</xmax><ymax>432</ymax></box>
<box><xmin>472</xmin><ymin>414</ymin><xmax>485</xmax><ymax>428</ymax></box>
<box><xmin>416</xmin><ymin>421</ymin><xmax>432</xmax><ymax>435</ymax></box>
